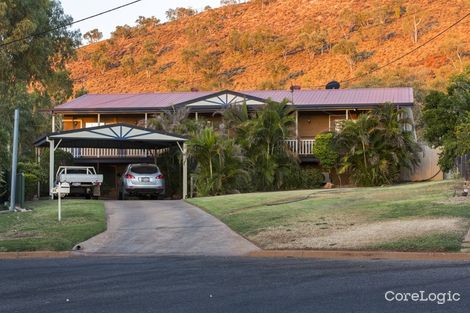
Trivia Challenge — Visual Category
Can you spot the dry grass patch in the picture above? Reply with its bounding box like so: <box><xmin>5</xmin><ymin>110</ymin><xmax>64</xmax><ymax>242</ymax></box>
<box><xmin>251</xmin><ymin>218</ymin><xmax>468</xmax><ymax>250</ymax></box>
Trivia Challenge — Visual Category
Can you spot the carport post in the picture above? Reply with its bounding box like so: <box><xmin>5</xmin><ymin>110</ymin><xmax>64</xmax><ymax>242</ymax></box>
<box><xmin>47</xmin><ymin>138</ymin><xmax>54</xmax><ymax>199</ymax></box>
<box><xmin>182</xmin><ymin>143</ymin><xmax>188</xmax><ymax>199</ymax></box>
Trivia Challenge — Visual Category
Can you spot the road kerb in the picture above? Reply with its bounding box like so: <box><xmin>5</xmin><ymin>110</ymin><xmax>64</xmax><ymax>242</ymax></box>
<box><xmin>248</xmin><ymin>250</ymin><xmax>470</xmax><ymax>261</ymax></box>
<box><xmin>0</xmin><ymin>251</ymin><xmax>72</xmax><ymax>259</ymax></box>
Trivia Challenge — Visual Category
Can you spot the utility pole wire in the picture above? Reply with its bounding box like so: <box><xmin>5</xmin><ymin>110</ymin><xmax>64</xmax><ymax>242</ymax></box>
<box><xmin>0</xmin><ymin>0</ymin><xmax>143</xmax><ymax>49</ymax></box>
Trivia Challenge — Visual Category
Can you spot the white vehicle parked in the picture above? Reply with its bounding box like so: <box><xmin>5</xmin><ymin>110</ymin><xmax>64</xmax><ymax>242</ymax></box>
<box><xmin>55</xmin><ymin>166</ymin><xmax>103</xmax><ymax>199</ymax></box>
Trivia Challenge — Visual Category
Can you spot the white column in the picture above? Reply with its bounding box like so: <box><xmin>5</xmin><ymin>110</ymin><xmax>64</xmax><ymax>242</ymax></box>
<box><xmin>144</xmin><ymin>113</ymin><xmax>148</xmax><ymax>128</ymax></box>
<box><xmin>52</xmin><ymin>114</ymin><xmax>56</xmax><ymax>132</ymax></box>
<box><xmin>49</xmin><ymin>139</ymin><xmax>54</xmax><ymax>199</ymax></box>
<box><xmin>97</xmin><ymin>113</ymin><xmax>101</xmax><ymax>125</ymax></box>
<box><xmin>195</xmin><ymin>112</ymin><xmax>199</xmax><ymax>121</ymax></box>
<box><xmin>182</xmin><ymin>143</ymin><xmax>188</xmax><ymax>199</ymax></box>
<box><xmin>346</xmin><ymin>109</ymin><xmax>349</xmax><ymax>120</ymax></box>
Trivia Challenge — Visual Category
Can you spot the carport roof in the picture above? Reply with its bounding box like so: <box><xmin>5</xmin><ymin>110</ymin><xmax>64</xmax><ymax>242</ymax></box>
<box><xmin>34</xmin><ymin>123</ymin><xmax>187</xmax><ymax>149</ymax></box>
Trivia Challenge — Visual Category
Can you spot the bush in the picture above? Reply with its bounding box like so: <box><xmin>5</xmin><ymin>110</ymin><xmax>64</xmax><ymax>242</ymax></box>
<box><xmin>18</xmin><ymin>162</ymin><xmax>47</xmax><ymax>200</ymax></box>
<box><xmin>0</xmin><ymin>170</ymin><xmax>7</xmax><ymax>202</ymax></box>
<box><xmin>300</xmin><ymin>168</ymin><xmax>324</xmax><ymax>189</ymax></box>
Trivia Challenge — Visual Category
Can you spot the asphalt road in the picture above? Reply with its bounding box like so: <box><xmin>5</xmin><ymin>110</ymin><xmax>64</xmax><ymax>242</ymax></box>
<box><xmin>1</xmin><ymin>256</ymin><xmax>470</xmax><ymax>313</ymax></box>
<box><xmin>75</xmin><ymin>200</ymin><xmax>259</xmax><ymax>256</ymax></box>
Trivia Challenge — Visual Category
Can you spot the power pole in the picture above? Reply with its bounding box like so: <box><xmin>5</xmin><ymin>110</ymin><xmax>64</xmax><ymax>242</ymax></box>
<box><xmin>10</xmin><ymin>109</ymin><xmax>19</xmax><ymax>211</ymax></box>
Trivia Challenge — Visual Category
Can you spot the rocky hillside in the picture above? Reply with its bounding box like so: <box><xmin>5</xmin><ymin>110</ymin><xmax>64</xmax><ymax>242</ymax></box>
<box><xmin>68</xmin><ymin>0</ymin><xmax>470</xmax><ymax>94</ymax></box>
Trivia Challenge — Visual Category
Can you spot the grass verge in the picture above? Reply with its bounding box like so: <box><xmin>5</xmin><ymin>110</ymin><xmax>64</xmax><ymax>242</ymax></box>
<box><xmin>0</xmin><ymin>200</ymin><xmax>106</xmax><ymax>252</ymax></box>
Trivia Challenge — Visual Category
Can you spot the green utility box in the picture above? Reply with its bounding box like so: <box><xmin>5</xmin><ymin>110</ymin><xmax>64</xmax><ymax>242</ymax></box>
<box><xmin>15</xmin><ymin>173</ymin><xmax>25</xmax><ymax>208</ymax></box>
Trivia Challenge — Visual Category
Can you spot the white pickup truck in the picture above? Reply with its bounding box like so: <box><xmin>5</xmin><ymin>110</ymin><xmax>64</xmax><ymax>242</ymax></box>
<box><xmin>55</xmin><ymin>166</ymin><xmax>103</xmax><ymax>199</ymax></box>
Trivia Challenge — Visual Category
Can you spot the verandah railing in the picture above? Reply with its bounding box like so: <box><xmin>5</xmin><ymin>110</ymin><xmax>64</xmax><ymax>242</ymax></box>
<box><xmin>62</xmin><ymin>148</ymin><xmax>169</xmax><ymax>159</ymax></box>
<box><xmin>284</xmin><ymin>139</ymin><xmax>315</xmax><ymax>156</ymax></box>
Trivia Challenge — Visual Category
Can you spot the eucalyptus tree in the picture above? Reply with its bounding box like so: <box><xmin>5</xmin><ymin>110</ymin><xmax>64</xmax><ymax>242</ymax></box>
<box><xmin>0</xmin><ymin>0</ymin><xmax>80</xmax><ymax>196</ymax></box>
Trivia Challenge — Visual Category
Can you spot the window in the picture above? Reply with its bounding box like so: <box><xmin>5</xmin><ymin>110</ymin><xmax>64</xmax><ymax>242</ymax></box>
<box><xmin>130</xmin><ymin>165</ymin><xmax>160</xmax><ymax>174</ymax></box>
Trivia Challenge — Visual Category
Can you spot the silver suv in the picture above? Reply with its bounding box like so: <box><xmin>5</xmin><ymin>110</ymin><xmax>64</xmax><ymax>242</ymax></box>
<box><xmin>118</xmin><ymin>164</ymin><xmax>165</xmax><ymax>200</ymax></box>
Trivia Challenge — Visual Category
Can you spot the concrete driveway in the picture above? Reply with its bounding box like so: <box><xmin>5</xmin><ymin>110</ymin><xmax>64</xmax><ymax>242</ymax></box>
<box><xmin>74</xmin><ymin>200</ymin><xmax>259</xmax><ymax>256</ymax></box>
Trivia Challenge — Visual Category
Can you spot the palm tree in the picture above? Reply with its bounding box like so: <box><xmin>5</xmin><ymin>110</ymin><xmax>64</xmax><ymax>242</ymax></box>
<box><xmin>243</xmin><ymin>99</ymin><xmax>298</xmax><ymax>190</ymax></box>
<box><xmin>188</xmin><ymin>127</ymin><xmax>247</xmax><ymax>196</ymax></box>
<box><xmin>336</xmin><ymin>104</ymin><xmax>421</xmax><ymax>186</ymax></box>
<box><xmin>147</xmin><ymin>106</ymin><xmax>203</xmax><ymax>135</ymax></box>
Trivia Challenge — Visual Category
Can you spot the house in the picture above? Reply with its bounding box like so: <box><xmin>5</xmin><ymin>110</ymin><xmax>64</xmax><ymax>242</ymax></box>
<box><xmin>39</xmin><ymin>87</ymin><xmax>415</xmax><ymax>196</ymax></box>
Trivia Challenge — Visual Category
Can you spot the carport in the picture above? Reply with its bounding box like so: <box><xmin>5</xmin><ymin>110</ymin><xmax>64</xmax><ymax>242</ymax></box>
<box><xmin>34</xmin><ymin>123</ymin><xmax>188</xmax><ymax>199</ymax></box>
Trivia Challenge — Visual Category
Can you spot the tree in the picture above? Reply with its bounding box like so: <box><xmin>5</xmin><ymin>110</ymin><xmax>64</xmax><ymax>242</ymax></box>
<box><xmin>139</xmin><ymin>55</ymin><xmax>157</xmax><ymax>78</ymax></box>
<box><xmin>439</xmin><ymin>35</ymin><xmax>466</xmax><ymax>72</ymax></box>
<box><xmin>422</xmin><ymin>68</ymin><xmax>470</xmax><ymax>170</ymax></box>
<box><xmin>336</xmin><ymin>104</ymin><xmax>420</xmax><ymax>186</ymax></box>
<box><xmin>220</xmin><ymin>0</ymin><xmax>239</xmax><ymax>5</ymax></box>
<box><xmin>266</xmin><ymin>61</ymin><xmax>289</xmax><ymax>86</ymax></box>
<box><xmin>135</xmin><ymin>16</ymin><xmax>160</xmax><ymax>28</ymax></box>
<box><xmin>111</xmin><ymin>25</ymin><xmax>133</xmax><ymax>39</ymax></box>
<box><xmin>242</xmin><ymin>100</ymin><xmax>297</xmax><ymax>190</ymax></box>
<box><xmin>0</xmin><ymin>0</ymin><xmax>80</xmax><ymax>186</ymax></box>
<box><xmin>333</xmin><ymin>40</ymin><xmax>358</xmax><ymax>72</ymax></box>
<box><xmin>402</xmin><ymin>4</ymin><xmax>425</xmax><ymax>44</ymax></box>
<box><xmin>90</xmin><ymin>44</ymin><xmax>112</xmax><ymax>74</ymax></box>
<box><xmin>166</xmin><ymin>7</ymin><xmax>197</xmax><ymax>21</ymax></box>
<box><xmin>297</xmin><ymin>24</ymin><xmax>330</xmax><ymax>58</ymax></box>
<box><xmin>121</xmin><ymin>55</ymin><xmax>136</xmax><ymax>75</ymax></box>
<box><xmin>83</xmin><ymin>28</ymin><xmax>103</xmax><ymax>44</ymax></box>
<box><xmin>74</xmin><ymin>87</ymin><xmax>88</xmax><ymax>98</ymax></box>
<box><xmin>371</xmin><ymin>1</ymin><xmax>393</xmax><ymax>25</ymax></box>
<box><xmin>313</xmin><ymin>132</ymin><xmax>340</xmax><ymax>184</ymax></box>
<box><xmin>188</xmin><ymin>127</ymin><xmax>247</xmax><ymax>196</ymax></box>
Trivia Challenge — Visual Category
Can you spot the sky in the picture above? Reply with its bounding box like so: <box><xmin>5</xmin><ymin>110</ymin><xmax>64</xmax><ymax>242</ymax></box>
<box><xmin>60</xmin><ymin>0</ymin><xmax>222</xmax><ymax>39</ymax></box>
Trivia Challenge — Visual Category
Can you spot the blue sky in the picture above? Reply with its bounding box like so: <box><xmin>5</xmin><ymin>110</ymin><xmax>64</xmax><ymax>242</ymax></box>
<box><xmin>60</xmin><ymin>0</ymin><xmax>222</xmax><ymax>39</ymax></box>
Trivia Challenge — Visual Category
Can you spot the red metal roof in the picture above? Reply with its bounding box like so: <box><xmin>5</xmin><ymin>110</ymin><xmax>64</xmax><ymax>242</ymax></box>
<box><xmin>53</xmin><ymin>88</ymin><xmax>413</xmax><ymax>113</ymax></box>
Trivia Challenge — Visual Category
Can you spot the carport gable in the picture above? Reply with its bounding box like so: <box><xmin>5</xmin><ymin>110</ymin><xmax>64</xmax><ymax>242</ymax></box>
<box><xmin>34</xmin><ymin>123</ymin><xmax>188</xmax><ymax>149</ymax></box>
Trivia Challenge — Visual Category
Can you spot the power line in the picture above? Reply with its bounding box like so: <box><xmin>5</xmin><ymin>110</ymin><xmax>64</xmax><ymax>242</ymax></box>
<box><xmin>337</xmin><ymin>10</ymin><xmax>470</xmax><ymax>86</ymax></box>
<box><xmin>0</xmin><ymin>0</ymin><xmax>143</xmax><ymax>49</ymax></box>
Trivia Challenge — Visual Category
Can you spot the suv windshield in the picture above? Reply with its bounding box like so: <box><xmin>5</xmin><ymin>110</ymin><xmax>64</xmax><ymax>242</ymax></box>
<box><xmin>130</xmin><ymin>165</ymin><xmax>159</xmax><ymax>174</ymax></box>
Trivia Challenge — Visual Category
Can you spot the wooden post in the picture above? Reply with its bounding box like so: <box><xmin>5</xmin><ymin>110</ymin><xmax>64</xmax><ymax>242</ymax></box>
<box><xmin>295</xmin><ymin>110</ymin><xmax>299</xmax><ymax>139</ymax></box>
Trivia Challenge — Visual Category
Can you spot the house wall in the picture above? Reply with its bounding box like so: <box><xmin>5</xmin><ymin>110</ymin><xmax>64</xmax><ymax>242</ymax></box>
<box><xmin>62</xmin><ymin>114</ymin><xmax>145</xmax><ymax>130</ymax></box>
<box><xmin>297</xmin><ymin>110</ymin><xmax>360</xmax><ymax>138</ymax></box>
<box><xmin>298</xmin><ymin>112</ymin><xmax>330</xmax><ymax>138</ymax></box>
<box><xmin>62</xmin><ymin>110</ymin><xmax>364</xmax><ymax>135</ymax></box>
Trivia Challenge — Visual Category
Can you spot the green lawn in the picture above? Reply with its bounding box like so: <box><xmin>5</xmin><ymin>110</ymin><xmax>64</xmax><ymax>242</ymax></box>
<box><xmin>187</xmin><ymin>180</ymin><xmax>470</xmax><ymax>252</ymax></box>
<box><xmin>0</xmin><ymin>200</ymin><xmax>106</xmax><ymax>252</ymax></box>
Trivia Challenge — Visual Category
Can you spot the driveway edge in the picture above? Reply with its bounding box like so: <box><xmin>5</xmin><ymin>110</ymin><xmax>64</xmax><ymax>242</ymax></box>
<box><xmin>249</xmin><ymin>250</ymin><xmax>470</xmax><ymax>261</ymax></box>
<box><xmin>0</xmin><ymin>251</ymin><xmax>72</xmax><ymax>259</ymax></box>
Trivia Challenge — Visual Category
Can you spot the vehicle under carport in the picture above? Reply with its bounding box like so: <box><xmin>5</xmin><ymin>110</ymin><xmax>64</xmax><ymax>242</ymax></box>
<box><xmin>34</xmin><ymin>123</ymin><xmax>189</xmax><ymax>199</ymax></box>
